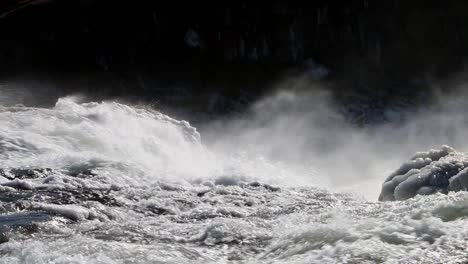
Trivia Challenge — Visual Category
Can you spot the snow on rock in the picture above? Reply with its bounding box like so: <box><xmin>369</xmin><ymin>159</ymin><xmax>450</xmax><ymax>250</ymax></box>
<box><xmin>379</xmin><ymin>146</ymin><xmax>468</xmax><ymax>201</ymax></box>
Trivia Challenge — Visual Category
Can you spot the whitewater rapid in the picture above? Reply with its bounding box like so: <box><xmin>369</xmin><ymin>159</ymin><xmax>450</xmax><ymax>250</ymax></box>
<box><xmin>0</xmin><ymin>98</ymin><xmax>467</xmax><ymax>263</ymax></box>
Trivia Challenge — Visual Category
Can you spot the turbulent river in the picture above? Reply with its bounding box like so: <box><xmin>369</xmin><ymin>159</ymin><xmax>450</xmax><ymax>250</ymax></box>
<box><xmin>0</xmin><ymin>97</ymin><xmax>467</xmax><ymax>263</ymax></box>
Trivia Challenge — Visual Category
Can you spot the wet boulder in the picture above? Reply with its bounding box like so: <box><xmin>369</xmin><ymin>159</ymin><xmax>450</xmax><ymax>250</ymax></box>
<box><xmin>0</xmin><ymin>232</ymin><xmax>8</xmax><ymax>244</ymax></box>
<box><xmin>379</xmin><ymin>146</ymin><xmax>468</xmax><ymax>201</ymax></box>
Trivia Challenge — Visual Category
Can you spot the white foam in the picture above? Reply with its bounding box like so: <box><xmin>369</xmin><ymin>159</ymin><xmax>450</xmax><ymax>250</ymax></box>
<box><xmin>0</xmin><ymin>97</ymin><xmax>218</xmax><ymax>185</ymax></box>
<box><xmin>33</xmin><ymin>203</ymin><xmax>91</xmax><ymax>221</ymax></box>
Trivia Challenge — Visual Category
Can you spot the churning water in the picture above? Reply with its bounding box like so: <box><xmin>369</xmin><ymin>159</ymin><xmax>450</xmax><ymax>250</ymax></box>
<box><xmin>0</xmin><ymin>96</ymin><xmax>467</xmax><ymax>263</ymax></box>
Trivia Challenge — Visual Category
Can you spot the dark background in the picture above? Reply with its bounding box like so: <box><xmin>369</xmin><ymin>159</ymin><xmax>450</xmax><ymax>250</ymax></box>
<box><xmin>1</xmin><ymin>0</ymin><xmax>467</xmax><ymax>121</ymax></box>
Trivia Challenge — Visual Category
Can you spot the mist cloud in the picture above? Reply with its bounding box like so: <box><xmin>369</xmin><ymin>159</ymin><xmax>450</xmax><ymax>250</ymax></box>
<box><xmin>201</xmin><ymin>74</ymin><xmax>468</xmax><ymax>199</ymax></box>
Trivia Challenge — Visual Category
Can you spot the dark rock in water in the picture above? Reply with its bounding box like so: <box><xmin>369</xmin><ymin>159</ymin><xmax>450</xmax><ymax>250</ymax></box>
<box><xmin>247</xmin><ymin>182</ymin><xmax>280</xmax><ymax>192</ymax></box>
<box><xmin>0</xmin><ymin>232</ymin><xmax>8</xmax><ymax>244</ymax></box>
<box><xmin>448</xmin><ymin>167</ymin><xmax>468</xmax><ymax>192</ymax></box>
<box><xmin>197</xmin><ymin>190</ymin><xmax>210</xmax><ymax>197</ymax></box>
<box><xmin>0</xmin><ymin>168</ymin><xmax>55</xmax><ymax>180</ymax></box>
<box><xmin>379</xmin><ymin>146</ymin><xmax>468</xmax><ymax>201</ymax></box>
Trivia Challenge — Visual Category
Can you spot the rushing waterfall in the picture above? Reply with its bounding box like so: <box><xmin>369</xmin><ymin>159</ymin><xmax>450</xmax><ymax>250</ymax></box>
<box><xmin>0</xmin><ymin>97</ymin><xmax>467</xmax><ymax>263</ymax></box>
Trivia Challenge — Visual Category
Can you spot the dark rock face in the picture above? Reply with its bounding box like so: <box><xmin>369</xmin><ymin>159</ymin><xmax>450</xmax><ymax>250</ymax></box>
<box><xmin>379</xmin><ymin>146</ymin><xmax>468</xmax><ymax>201</ymax></box>
<box><xmin>1</xmin><ymin>1</ymin><xmax>468</xmax><ymax>125</ymax></box>
<box><xmin>1</xmin><ymin>1</ymin><xmax>468</xmax><ymax>95</ymax></box>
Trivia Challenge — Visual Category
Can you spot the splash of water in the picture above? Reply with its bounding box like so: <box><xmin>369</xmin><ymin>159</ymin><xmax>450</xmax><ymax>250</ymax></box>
<box><xmin>0</xmin><ymin>95</ymin><xmax>468</xmax><ymax>263</ymax></box>
<box><xmin>0</xmin><ymin>97</ymin><xmax>219</xmax><ymax>185</ymax></box>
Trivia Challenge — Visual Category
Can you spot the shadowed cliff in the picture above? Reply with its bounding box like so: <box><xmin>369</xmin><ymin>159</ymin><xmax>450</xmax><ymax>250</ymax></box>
<box><xmin>1</xmin><ymin>1</ymin><xmax>467</xmax><ymax>120</ymax></box>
